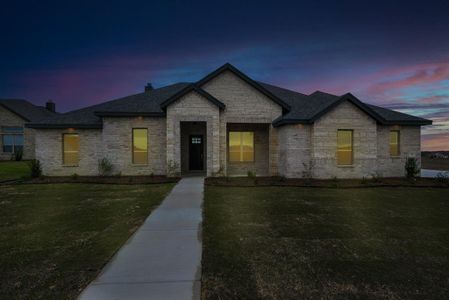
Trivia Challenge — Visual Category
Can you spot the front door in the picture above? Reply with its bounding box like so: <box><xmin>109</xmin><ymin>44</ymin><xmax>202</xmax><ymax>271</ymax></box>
<box><xmin>189</xmin><ymin>135</ymin><xmax>204</xmax><ymax>171</ymax></box>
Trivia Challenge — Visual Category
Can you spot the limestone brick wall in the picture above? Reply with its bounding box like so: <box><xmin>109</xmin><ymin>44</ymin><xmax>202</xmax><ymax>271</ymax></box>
<box><xmin>102</xmin><ymin>117</ymin><xmax>166</xmax><ymax>175</ymax></box>
<box><xmin>376</xmin><ymin>125</ymin><xmax>421</xmax><ymax>177</ymax></box>
<box><xmin>278</xmin><ymin>124</ymin><xmax>312</xmax><ymax>178</ymax></box>
<box><xmin>166</xmin><ymin>91</ymin><xmax>220</xmax><ymax>176</ymax></box>
<box><xmin>35</xmin><ymin>129</ymin><xmax>102</xmax><ymax>176</ymax></box>
<box><xmin>201</xmin><ymin>70</ymin><xmax>282</xmax><ymax>175</ymax></box>
<box><xmin>312</xmin><ymin>101</ymin><xmax>378</xmax><ymax>179</ymax></box>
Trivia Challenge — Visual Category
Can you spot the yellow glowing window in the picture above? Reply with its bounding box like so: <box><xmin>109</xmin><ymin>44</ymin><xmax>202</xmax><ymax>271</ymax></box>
<box><xmin>63</xmin><ymin>133</ymin><xmax>79</xmax><ymax>166</ymax></box>
<box><xmin>229</xmin><ymin>131</ymin><xmax>254</xmax><ymax>162</ymax></box>
<box><xmin>337</xmin><ymin>130</ymin><xmax>353</xmax><ymax>165</ymax></box>
<box><xmin>133</xmin><ymin>128</ymin><xmax>148</xmax><ymax>164</ymax></box>
<box><xmin>390</xmin><ymin>130</ymin><xmax>400</xmax><ymax>157</ymax></box>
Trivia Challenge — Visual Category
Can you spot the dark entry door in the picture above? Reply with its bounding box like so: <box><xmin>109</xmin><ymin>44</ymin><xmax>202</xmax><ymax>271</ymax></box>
<box><xmin>189</xmin><ymin>135</ymin><xmax>204</xmax><ymax>170</ymax></box>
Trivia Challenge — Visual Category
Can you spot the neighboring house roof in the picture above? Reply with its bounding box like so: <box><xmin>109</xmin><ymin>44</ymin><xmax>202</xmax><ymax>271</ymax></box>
<box><xmin>26</xmin><ymin>63</ymin><xmax>432</xmax><ymax>128</ymax></box>
<box><xmin>0</xmin><ymin>99</ymin><xmax>57</xmax><ymax>122</ymax></box>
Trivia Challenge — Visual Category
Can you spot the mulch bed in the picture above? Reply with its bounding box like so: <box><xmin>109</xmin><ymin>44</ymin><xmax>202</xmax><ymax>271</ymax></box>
<box><xmin>205</xmin><ymin>176</ymin><xmax>449</xmax><ymax>188</ymax></box>
<box><xmin>9</xmin><ymin>175</ymin><xmax>180</xmax><ymax>185</ymax></box>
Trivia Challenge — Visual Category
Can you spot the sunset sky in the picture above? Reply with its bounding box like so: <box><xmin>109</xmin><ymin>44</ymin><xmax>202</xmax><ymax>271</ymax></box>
<box><xmin>1</xmin><ymin>0</ymin><xmax>448</xmax><ymax>150</ymax></box>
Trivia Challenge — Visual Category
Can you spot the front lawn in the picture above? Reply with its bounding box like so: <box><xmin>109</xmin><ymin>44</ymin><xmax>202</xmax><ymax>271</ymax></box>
<box><xmin>202</xmin><ymin>186</ymin><xmax>449</xmax><ymax>299</ymax></box>
<box><xmin>0</xmin><ymin>183</ymin><xmax>174</xmax><ymax>299</ymax></box>
<box><xmin>0</xmin><ymin>161</ymin><xmax>29</xmax><ymax>181</ymax></box>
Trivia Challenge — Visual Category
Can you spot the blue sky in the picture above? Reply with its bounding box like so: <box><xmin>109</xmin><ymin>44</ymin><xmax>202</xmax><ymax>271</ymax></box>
<box><xmin>1</xmin><ymin>0</ymin><xmax>448</xmax><ymax>149</ymax></box>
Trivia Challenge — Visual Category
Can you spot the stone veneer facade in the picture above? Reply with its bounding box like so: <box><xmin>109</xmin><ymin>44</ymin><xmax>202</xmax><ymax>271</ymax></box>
<box><xmin>0</xmin><ymin>105</ymin><xmax>36</xmax><ymax>160</ymax></box>
<box><xmin>33</xmin><ymin>71</ymin><xmax>422</xmax><ymax>178</ymax></box>
<box><xmin>278</xmin><ymin>101</ymin><xmax>421</xmax><ymax>178</ymax></box>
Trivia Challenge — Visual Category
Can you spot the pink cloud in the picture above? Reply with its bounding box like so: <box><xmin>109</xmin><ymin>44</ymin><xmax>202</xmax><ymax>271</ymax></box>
<box><xmin>416</xmin><ymin>95</ymin><xmax>448</xmax><ymax>104</ymax></box>
<box><xmin>422</xmin><ymin>133</ymin><xmax>449</xmax><ymax>151</ymax></box>
<box><xmin>368</xmin><ymin>64</ymin><xmax>449</xmax><ymax>95</ymax></box>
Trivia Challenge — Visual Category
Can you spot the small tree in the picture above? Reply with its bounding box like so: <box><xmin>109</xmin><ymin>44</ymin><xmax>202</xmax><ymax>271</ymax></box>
<box><xmin>405</xmin><ymin>157</ymin><xmax>419</xmax><ymax>178</ymax></box>
<box><xmin>98</xmin><ymin>158</ymin><xmax>113</xmax><ymax>176</ymax></box>
<box><xmin>28</xmin><ymin>159</ymin><xmax>42</xmax><ymax>178</ymax></box>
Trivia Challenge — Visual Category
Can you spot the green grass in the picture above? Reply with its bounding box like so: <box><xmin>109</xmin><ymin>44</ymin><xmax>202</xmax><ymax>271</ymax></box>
<box><xmin>0</xmin><ymin>161</ymin><xmax>30</xmax><ymax>181</ymax></box>
<box><xmin>202</xmin><ymin>187</ymin><xmax>449</xmax><ymax>299</ymax></box>
<box><xmin>0</xmin><ymin>183</ymin><xmax>174</xmax><ymax>299</ymax></box>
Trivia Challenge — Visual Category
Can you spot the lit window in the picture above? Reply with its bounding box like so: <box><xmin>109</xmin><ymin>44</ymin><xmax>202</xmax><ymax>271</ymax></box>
<box><xmin>1</xmin><ymin>126</ymin><xmax>24</xmax><ymax>153</ymax></box>
<box><xmin>63</xmin><ymin>133</ymin><xmax>79</xmax><ymax>166</ymax></box>
<box><xmin>390</xmin><ymin>130</ymin><xmax>400</xmax><ymax>156</ymax></box>
<box><xmin>133</xmin><ymin>128</ymin><xmax>148</xmax><ymax>164</ymax></box>
<box><xmin>191</xmin><ymin>137</ymin><xmax>202</xmax><ymax>144</ymax></box>
<box><xmin>337</xmin><ymin>130</ymin><xmax>353</xmax><ymax>165</ymax></box>
<box><xmin>229</xmin><ymin>131</ymin><xmax>254</xmax><ymax>162</ymax></box>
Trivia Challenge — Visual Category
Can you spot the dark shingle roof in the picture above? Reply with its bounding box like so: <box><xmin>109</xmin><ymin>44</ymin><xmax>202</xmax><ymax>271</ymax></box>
<box><xmin>28</xmin><ymin>83</ymin><xmax>190</xmax><ymax>128</ymax></box>
<box><xmin>27</xmin><ymin>63</ymin><xmax>432</xmax><ymax>128</ymax></box>
<box><xmin>366</xmin><ymin>104</ymin><xmax>431</xmax><ymax>124</ymax></box>
<box><xmin>0</xmin><ymin>99</ymin><xmax>57</xmax><ymax>122</ymax></box>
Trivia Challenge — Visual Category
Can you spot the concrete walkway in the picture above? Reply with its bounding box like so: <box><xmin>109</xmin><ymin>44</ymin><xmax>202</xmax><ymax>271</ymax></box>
<box><xmin>79</xmin><ymin>177</ymin><xmax>204</xmax><ymax>300</ymax></box>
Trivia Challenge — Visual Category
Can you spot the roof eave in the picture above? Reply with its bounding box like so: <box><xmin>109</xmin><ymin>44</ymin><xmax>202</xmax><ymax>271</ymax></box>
<box><xmin>94</xmin><ymin>111</ymin><xmax>166</xmax><ymax>117</ymax></box>
<box><xmin>26</xmin><ymin>123</ymin><xmax>103</xmax><ymax>129</ymax></box>
<box><xmin>272</xmin><ymin>118</ymin><xmax>312</xmax><ymax>127</ymax></box>
<box><xmin>380</xmin><ymin>119</ymin><xmax>433</xmax><ymax>126</ymax></box>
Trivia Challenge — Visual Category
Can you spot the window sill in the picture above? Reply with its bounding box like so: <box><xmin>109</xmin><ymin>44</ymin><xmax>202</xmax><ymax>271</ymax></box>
<box><xmin>390</xmin><ymin>156</ymin><xmax>401</xmax><ymax>159</ymax></box>
<box><xmin>337</xmin><ymin>165</ymin><xmax>354</xmax><ymax>168</ymax></box>
<box><xmin>63</xmin><ymin>165</ymin><xmax>79</xmax><ymax>167</ymax></box>
<box><xmin>228</xmin><ymin>161</ymin><xmax>255</xmax><ymax>164</ymax></box>
<box><xmin>132</xmin><ymin>163</ymin><xmax>149</xmax><ymax>166</ymax></box>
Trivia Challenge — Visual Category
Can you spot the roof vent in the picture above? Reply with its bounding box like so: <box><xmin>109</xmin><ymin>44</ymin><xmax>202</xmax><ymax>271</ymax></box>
<box><xmin>145</xmin><ymin>83</ymin><xmax>154</xmax><ymax>92</ymax></box>
<box><xmin>45</xmin><ymin>100</ymin><xmax>56</xmax><ymax>112</ymax></box>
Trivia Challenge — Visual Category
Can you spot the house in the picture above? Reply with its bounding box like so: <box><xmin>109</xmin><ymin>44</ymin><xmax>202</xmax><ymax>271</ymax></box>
<box><xmin>27</xmin><ymin>63</ymin><xmax>432</xmax><ymax>178</ymax></box>
<box><xmin>0</xmin><ymin>99</ymin><xmax>57</xmax><ymax>160</ymax></box>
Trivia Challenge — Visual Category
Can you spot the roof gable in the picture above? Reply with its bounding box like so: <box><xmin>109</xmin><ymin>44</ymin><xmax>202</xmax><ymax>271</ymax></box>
<box><xmin>159</xmin><ymin>84</ymin><xmax>225</xmax><ymax>109</ymax></box>
<box><xmin>196</xmin><ymin>63</ymin><xmax>291</xmax><ymax>111</ymax></box>
<box><xmin>0</xmin><ymin>99</ymin><xmax>57</xmax><ymax>122</ymax></box>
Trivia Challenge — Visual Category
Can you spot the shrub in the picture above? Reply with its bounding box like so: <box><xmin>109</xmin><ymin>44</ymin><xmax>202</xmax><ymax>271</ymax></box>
<box><xmin>71</xmin><ymin>173</ymin><xmax>79</xmax><ymax>180</ymax></box>
<box><xmin>98</xmin><ymin>158</ymin><xmax>113</xmax><ymax>176</ymax></box>
<box><xmin>405</xmin><ymin>157</ymin><xmax>420</xmax><ymax>178</ymax></box>
<box><xmin>13</xmin><ymin>149</ymin><xmax>23</xmax><ymax>161</ymax></box>
<box><xmin>28</xmin><ymin>159</ymin><xmax>42</xmax><ymax>178</ymax></box>
<box><xmin>435</xmin><ymin>171</ymin><xmax>449</xmax><ymax>186</ymax></box>
<box><xmin>247</xmin><ymin>170</ymin><xmax>256</xmax><ymax>178</ymax></box>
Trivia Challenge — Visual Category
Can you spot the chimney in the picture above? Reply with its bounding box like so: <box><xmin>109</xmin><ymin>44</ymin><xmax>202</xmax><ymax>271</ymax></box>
<box><xmin>145</xmin><ymin>83</ymin><xmax>154</xmax><ymax>92</ymax></box>
<box><xmin>45</xmin><ymin>100</ymin><xmax>56</xmax><ymax>113</ymax></box>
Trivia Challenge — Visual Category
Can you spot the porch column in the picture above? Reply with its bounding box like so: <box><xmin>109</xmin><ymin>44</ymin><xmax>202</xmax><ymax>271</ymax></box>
<box><xmin>207</xmin><ymin>115</ymin><xmax>220</xmax><ymax>176</ymax></box>
<box><xmin>166</xmin><ymin>118</ymin><xmax>181</xmax><ymax>176</ymax></box>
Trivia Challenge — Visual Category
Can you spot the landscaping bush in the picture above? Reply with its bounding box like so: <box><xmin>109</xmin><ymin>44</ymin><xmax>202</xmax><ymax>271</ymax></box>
<box><xmin>405</xmin><ymin>157</ymin><xmax>420</xmax><ymax>178</ymax></box>
<box><xmin>98</xmin><ymin>157</ymin><xmax>113</xmax><ymax>176</ymax></box>
<box><xmin>435</xmin><ymin>171</ymin><xmax>449</xmax><ymax>186</ymax></box>
<box><xmin>28</xmin><ymin>159</ymin><xmax>42</xmax><ymax>178</ymax></box>
<box><xmin>247</xmin><ymin>170</ymin><xmax>256</xmax><ymax>178</ymax></box>
<box><xmin>13</xmin><ymin>149</ymin><xmax>23</xmax><ymax>161</ymax></box>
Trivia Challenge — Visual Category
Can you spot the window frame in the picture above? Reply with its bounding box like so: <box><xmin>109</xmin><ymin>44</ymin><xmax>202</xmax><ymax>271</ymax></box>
<box><xmin>1</xmin><ymin>126</ymin><xmax>24</xmax><ymax>153</ymax></box>
<box><xmin>389</xmin><ymin>130</ymin><xmax>400</xmax><ymax>157</ymax></box>
<box><xmin>62</xmin><ymin>133</ymin><xmax>80</xmax><ymax>166</ymax></box>
<box><xmin>228</xmin><ymin>131</ymin><xmax>255</xmax><ymax>163</ymax></box>
<box><xmin>336</xmin><ymin>129</ymin><xmax>354</xmax><ymax>166</ymax></box>
<box><xmin>132</xmin><ymin>128</ymin><xmax>149</xmax><ymax>165</ymax></box>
